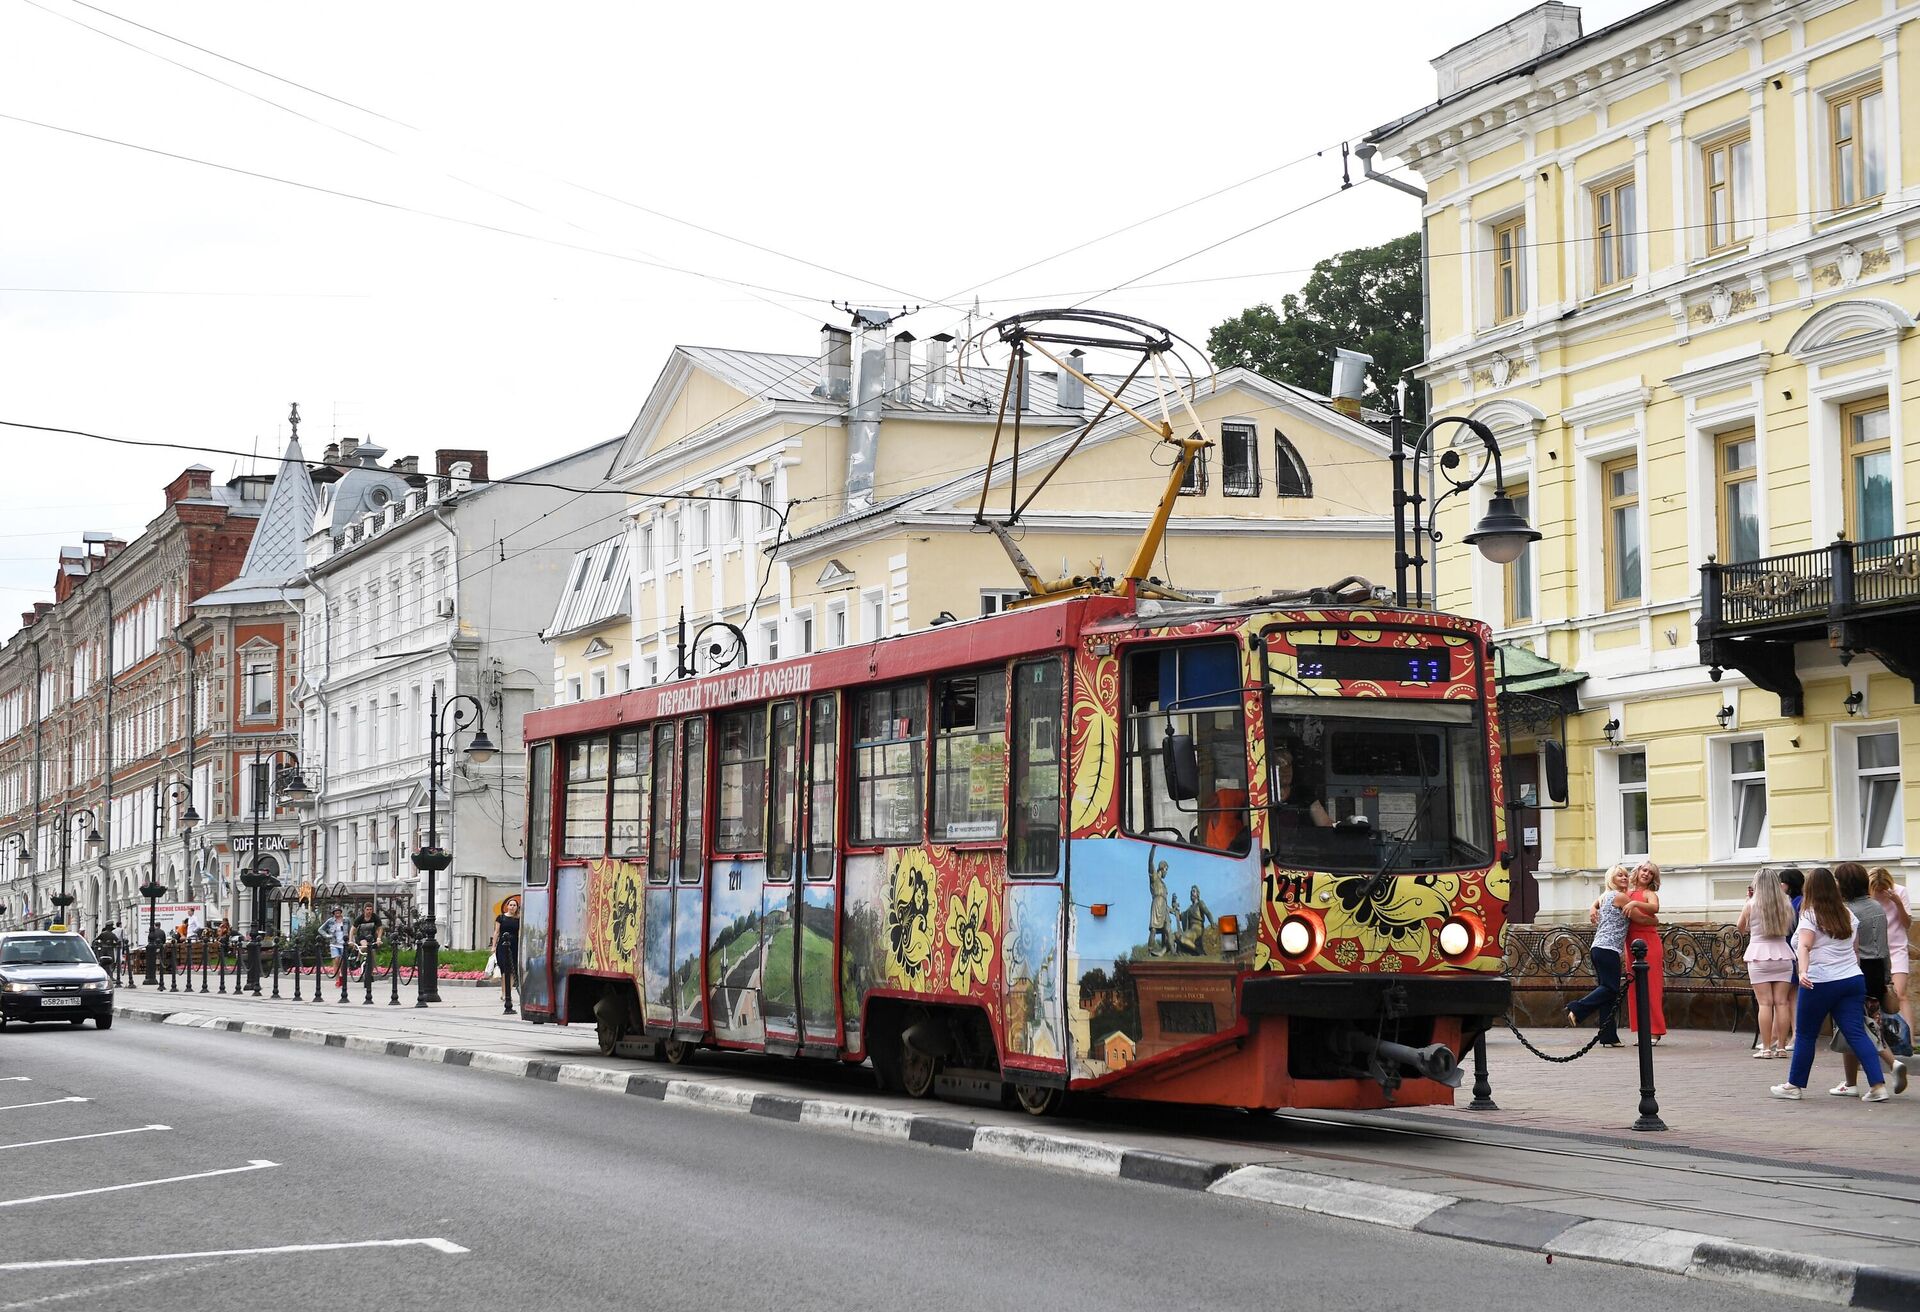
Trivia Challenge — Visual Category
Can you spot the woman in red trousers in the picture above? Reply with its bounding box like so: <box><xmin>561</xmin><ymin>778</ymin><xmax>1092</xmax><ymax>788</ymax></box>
<box><xmin>1625</xmin><ymin>860</ymin><xmax>1667</xmax><ymax>1040</ymax></box>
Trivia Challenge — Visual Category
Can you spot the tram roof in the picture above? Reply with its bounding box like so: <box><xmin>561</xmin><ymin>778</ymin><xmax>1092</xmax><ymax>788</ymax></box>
<box><xmin>523</xmin><ymin>591</ymin><xmax>1475</xmax><ymax>742</ymax></box>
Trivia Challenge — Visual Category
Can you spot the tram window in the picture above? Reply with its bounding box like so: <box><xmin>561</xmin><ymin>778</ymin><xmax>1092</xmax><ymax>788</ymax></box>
<box><xmin>526</xmin><ymin>742</ymin><xmax>552</xmax><ymax>886</ymax></box>
<box><xmin>715</xmin><ymin>708</ymin><xmax>768</xmax><ymax>853</ymax></box>
<box><xmin>611</xmin><ymin>730</ymin><xmax>649</xmax><ymax>858</ymax></box>
<box><xmin>1009</xmin><ymin>658</ymin><xmax>1062</xmax><ymax>876</ymax></box>
<box><xmin>679</xmin><ymin>719</ymin><xmax>708</xmax><ymax>884</ymax></box>
<box><xmin>932</xmin><ymin>672</ymin><xmax>1007</xmax><ymax>843</ymax></box>
<box><xmin>765</xmin><ymin>702</ymin><xmax>800</xmax><ymax>882</ymax></box>
<box><xmin>1123</xmin><ymin>643</ymin><xmax>1250</xmax><ymax>854</ymax></box>
<box><xmin>562</xmin><ymin>736</ymin><xmax>611</xmax><ymax>858</ymax></box>
<box><xmin>647</xmin><ymin>723</ymin><xmax>675</xmax><ymax>885</ymax></box>
<box><xmin>852</xmin><ymin>683</ymin><xmax>926</xmax><ymax>845</ymax></box>
<box><xmin>806</xmin><ymin>694</ymin><xmax>838</xmax><ymax>879</ymax></box>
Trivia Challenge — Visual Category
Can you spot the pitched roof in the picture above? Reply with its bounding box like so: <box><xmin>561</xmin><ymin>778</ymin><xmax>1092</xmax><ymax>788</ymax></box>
<box><xmin>195</xmin><ymin>436</ymin><xmax>317</xmax><ymax>606</ymax></box>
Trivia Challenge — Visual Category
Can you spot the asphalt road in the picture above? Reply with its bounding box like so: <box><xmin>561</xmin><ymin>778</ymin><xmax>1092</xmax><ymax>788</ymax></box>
<box><xmin>0</xmin><ymin>1021</ymin><xmax>1824</xmax><ymax>1312</ymax></box>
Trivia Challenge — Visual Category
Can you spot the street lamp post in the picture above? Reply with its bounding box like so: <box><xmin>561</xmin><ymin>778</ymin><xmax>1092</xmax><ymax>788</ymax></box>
<box><xmin>148</xmin><ymin>778</ymin><xmax>199</xmax><ymax>985</ymax></box>
<box><xmin>411</xmin><ymin>688</ymin><xmax>496</xmax><ymax>1006</ymax></box>
<box><xmin>6</xmin><ymin>834</ymin><xmax>33</xmax><ymax>932</ymax></box>
<box><xmin>241</xmin><ymin>747</ymin><xmax>309</xmax><ymax>995</ymax></box>
<box><xmin>1389</xmin><ymin>411</ymin><xmax>1541</xmax><ymax>609</ymax></box>
<box><xmin>51</xmin><ymin>808</ymin><xmax>102</xmax><ymax>932</ymax></box>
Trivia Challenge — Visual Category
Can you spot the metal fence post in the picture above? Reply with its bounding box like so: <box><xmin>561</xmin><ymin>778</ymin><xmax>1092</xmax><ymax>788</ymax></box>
<box><xmin>1468</xmin><ymin>1029</ymin><xmax>1497</xmax><ymax>1110</ymax></box>
<box><xmin>362</xmin><ymin>934</ymin><xmax>374</xmax><ymax>1006</ymax></box>
<box><xmin>1631</xmin><ymin>940</ymin><xmax>1667</xmax><ymax>1131</ymax></box>
<box><xmin>388</xmin><ymin>936</ymin><xmax>401</xmax><ymax>1006</ymax></box>
<box><xmin>269</xmin><ymin>932</ymin><xmax>281</xmax><ymax>1000</ymax></box>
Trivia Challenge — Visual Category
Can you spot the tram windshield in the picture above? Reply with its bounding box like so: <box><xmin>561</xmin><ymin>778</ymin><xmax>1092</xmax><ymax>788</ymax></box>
<box><xmin>1266</xmin><ymin>697</ymin><xmax>1492</xmax><ymax>873</ymax></box>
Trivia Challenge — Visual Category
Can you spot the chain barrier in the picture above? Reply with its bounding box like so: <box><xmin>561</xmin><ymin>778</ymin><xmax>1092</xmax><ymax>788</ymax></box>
<box><xmin>1503</xmin><ymin>1016</ymin><xmax>1604</xmax><ymax>1063</ymax></box>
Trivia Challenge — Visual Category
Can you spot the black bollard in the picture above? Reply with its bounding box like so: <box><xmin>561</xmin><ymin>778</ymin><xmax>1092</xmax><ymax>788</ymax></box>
<box><xmin>362</xmin><ymin>937</ymin><xmax>374</xmax><ymax>1006</ymax></box>
<box><xmin>167</xmin><ymin>939</ymin><xmax>179</xmax><ymax>993</ymax></box>
<box><xmin>1630</xmin><ymin>940</ymin><xmax>1667</xmax><ymax>1131</ymax></box>
<box><xmin>389</xmin><ymin>937</ymin><xmax>401</xmax><ymax>1006</ymax></box>
<box><xmin>269</xmin><ymin>933</ymin><xmax>281</xmax><ymax>1000</ymax></box>
<box><xmin>1468</xmin><ymin>1028</ymin><xmax>1497</xmax><ymax>1110</ymax></box>
<box><xmin>292</xmin><ymin>932</ymin><xmax>304</xmax><ymax>1002</ymax></box>
<box><xmin>216</xmin><ymin>935</ymin><xmax>228</xmax><ymax>994</ymax></box>
<box><xmin>337</xmin><ymin>943</ymin><xmax>350</xmax><ymax>1003</ymax></box>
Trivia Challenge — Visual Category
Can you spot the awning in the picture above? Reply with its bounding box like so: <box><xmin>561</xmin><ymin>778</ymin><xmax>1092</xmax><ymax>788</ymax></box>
<box><xmin>1495</xmin><ymin>643</ymin><xmax>1587</xmax><ymax>732</ymax></box>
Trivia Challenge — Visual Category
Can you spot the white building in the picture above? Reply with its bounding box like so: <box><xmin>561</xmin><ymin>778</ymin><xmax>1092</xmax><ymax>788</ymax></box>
<box><xmin>294</xmin><ymin>437</ymin><xmax>621</xmax><ymax>948</ymax></box>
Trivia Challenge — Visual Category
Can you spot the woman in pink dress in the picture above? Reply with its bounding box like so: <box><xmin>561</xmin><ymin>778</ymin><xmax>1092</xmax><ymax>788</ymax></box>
<box><xmin>1740</xmin><ymin>867</ymin><xmax>1797</xmax><ymax>1057</ymax></box>
<box><xmin>1871</xmin><ymin>867</ymin><xmax>1912</xmax><ymax>1033</ymax></box>
<box><xmin>1624</xmin><ymin>860</ymin><xmax>1666</xmax><ymax>1039</ymax></box>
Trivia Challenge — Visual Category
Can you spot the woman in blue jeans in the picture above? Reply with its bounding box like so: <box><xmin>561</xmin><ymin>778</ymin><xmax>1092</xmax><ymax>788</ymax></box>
<box><xmin>1568</xmin><ymin>864</ymin><xmax>1632</xmax><ymax>1047</ymax></box>
<box><xmin>1772</xmin><ymin>866</ymin><xmax>1888</xmax><ymax>1102</ymax></box>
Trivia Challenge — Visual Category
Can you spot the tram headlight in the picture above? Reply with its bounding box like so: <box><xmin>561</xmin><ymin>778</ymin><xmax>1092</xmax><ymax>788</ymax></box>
<box><xmin>1276</xmin><ymin>912</ymin><xmax>1322</xmax><ymax>961</ymax></box>
<box><xmin>1438</xmin><ymin>915</ymin><xmax>1482</xmax><ymax>961</ymax></box>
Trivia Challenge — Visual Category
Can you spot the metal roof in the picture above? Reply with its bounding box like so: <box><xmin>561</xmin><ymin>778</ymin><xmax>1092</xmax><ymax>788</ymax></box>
<box><xmin>543</xmin><ymin>535</ymin><xmax>629</xmax><ymax>641</ymax></box>
<box><xmin>677</xmin><ymin>345</ymin><xmax>1096</xmax><ymax>420</ymax></box>
<box><xmin>196</xmin><ymin>436</ymin><xmax>317</xmax><ymax>607</ymax></box>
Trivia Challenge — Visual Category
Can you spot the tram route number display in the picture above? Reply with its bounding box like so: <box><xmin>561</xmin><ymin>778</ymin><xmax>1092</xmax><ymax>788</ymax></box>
<box><xmin>1294</xmin><ymin>644</ymin><xmax>1450</xmax><ymax>685</ymax></box>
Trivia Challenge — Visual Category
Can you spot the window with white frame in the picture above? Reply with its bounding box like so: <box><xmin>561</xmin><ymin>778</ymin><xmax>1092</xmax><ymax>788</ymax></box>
<box><xmin>663</xmin><ymin>515</ymin><xmax>680</xmax><ymax>565</ymax></box>
<box><xmin>1178</xmin><ymin>449</ymin><xmax>1207</xmax><ymax>495</ymax></box>
<box><xmin>642</xmin><ymin>655</ymin><xmax>658</xmax><ymax>686</ymax></box>
<box><xmin>863</xmin><ymin>589</ymin><xmax>886</xmax><ymax>640</ymax></box>
<box><xmin>591</xmin><ymin>669</ymin><xmax>607</xmax><ymax>699</ymax></box>
<box><xmin>1273</xmin><ymin>431</ymin><xmax>1311</xmax><ymax>497</ymax></box>
<box><xmin>242</xmin><ymin>656</ymin><xmax>276</xmax><ymax>721</ymax></box>
<box><xmin>756</xmin><ymin>476</ymin><xmax>778</xmax><ymax>537</ymax></box>
<box><xmin>615</xmin><ymin>663</ymin><xmax>631</xmax><ymax>693</ymax></box>
<box><xmin>567</xmin><ymin>676</ymin><xmax>584</xmax><ymax>703</ymax></box>
<box><xmin>827</xmin><ymin>602</ymin><xmax>848</xmax><ymax>649</ymax></box>
<box><xmin>1701</xmin><ymin>129</ymin><xmax>1752</xmax><ymax>254</ymax></box>
<box><xmin>1826</xmin><ymin>79</ymin><xmax>1885</xmax><ymax>210</ymax></box>
<box><xmin>980</xmin><ymin>589</ymin><xmax>1024</xmax><ymax>616</ymax></box>
<box><xmin>1492</xmin><ymin>215</ymin><xmax>1528</xmax><ymax>322</ymax></box>
<box><xmin>797</xmin><ymin>610</ymin><xmax>814</xmax><ymax>655</ymax></box>
<box><xmin>1617</xmin><ymin>749</ymin><xmax>1649</xmax><ymax>859</ymax></box>
<box><xmin>1845</xmin><ymin>727</ymin><xmax>1902</xmax><ymax>856</ymax></box>
<box><xmin>761</xmin><ymin>620</ymin><xmax>780</xmax><ymax>663</ymax></box>
<box><xmin>1590</xmin><ymin>175</ymin><xmax>1637</xmax><ymax>289</ymax></box>
<box><xmin>638</xmin><ymin>523</ymin><xmax>655</xmax><ymax>570</ymax></box>
<box><xmin>1726</xmin><ymin>738</ymin><xmax>1768</xmax><ymax>856</ymax></box>
<box><xmin>690</xmin><ymin>504</ymin><xmax>709</xmax><ymax>557</ymax></box>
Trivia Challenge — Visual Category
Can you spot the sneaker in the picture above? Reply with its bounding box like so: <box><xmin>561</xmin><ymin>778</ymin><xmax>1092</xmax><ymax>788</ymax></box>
<box><xmin>1830</xmin><ymin>1083</ymin><xmax>1858</xmax><ymax>1096</ymax></box>
<box><xmin>1894</xmin><ymin>1060</ymin><xmax>1909</xmax><ymax>1095</ymax></box>
<box><xmin>1770</xmin><ymin>1083</ymin><xmax>1802</xmax><ymax>1100</ymax></box>
<box><xmin>1862</xmin><ymin>1085</ymin><xmax>1890</xmax><ymax>1103</ymax></box>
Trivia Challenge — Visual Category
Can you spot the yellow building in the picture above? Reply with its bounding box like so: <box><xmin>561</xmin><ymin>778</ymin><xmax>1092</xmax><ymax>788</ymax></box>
<box><xmin>603</xmin><ymin>314</ymin><xmax>1400</xmax><ymax>683</ymax></box>
<box><xmin>1368</xmin><ymin>0</ymin><xmax>1918</xmax><ymax>922</ymax></box>
<box><xmin>543</xmin><ymin>535</ymin><xmax>631</xmax><ymax>703</ymax></box>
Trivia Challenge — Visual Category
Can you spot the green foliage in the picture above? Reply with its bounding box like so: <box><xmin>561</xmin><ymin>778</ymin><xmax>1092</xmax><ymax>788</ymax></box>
<box><xmin>1207</xmin><ymin>232</ymin><xmax>1424</xmax><ymax>423</ymax></box>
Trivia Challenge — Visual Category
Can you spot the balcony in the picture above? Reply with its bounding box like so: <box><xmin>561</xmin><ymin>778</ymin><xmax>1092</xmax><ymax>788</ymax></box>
<box><xmin>1699</xmin><ymin>532</ymin><xmax>1920</xmax><ymax>716</ymax></box>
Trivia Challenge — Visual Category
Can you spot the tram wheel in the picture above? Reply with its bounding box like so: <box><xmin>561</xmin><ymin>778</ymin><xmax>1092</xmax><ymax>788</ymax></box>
<box><xmin>661</xmin><ymin>1039</ymin><xmax>695</xmax><ymax>1066</ymax></box>
<box><xmin>900</xmin><ymin>1044</ymin><xmax>940</xmax><ymax>1099</ymax></box>
<box><xmin>592</xmin><ymin>995</ymin><xmax>628</xmax><ymax>1057</ymax></box>
<box><xmin>1013</xmin><ymin>1083</ymin><xmax>1065</xmax><ymax>1117</ymax></box>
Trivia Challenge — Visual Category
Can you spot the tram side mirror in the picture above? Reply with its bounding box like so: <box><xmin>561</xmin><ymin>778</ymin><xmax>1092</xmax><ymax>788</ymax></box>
<box><xmin>1543</xmin><ymin>740</ymin><xmax>1569</xmax><ymax>806</ymax></box>
<box><xmin>1161</xmin><ymin>730</ymin><xmax>1199</xmax><ymax>803</ymax></box>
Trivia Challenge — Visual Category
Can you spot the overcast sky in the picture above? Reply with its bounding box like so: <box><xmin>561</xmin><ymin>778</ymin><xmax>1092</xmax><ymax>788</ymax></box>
<box><xmin>0</xmin><ymin>0</ymin><xmax>1638</xmax><ymax>633</ymax></box>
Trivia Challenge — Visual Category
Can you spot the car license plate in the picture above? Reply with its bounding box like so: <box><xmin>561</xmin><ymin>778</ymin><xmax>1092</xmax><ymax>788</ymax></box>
<box><xmin>43</xmin><ymin>997</ymin><xmax>81</xmax><ymax>1007</ymax></box>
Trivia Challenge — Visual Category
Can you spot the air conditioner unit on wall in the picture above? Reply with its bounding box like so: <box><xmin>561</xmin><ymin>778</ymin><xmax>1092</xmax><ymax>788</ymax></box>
<box><xmin>436</xmin><ymin>599</ymin><xmax>455</xmax><ymax>619</ymax></box>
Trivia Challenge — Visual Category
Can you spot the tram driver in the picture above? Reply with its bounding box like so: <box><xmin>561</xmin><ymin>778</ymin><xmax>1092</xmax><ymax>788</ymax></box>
<box><xmin>1271</xmin><ymin>743</ymin><xmax>1333</xmax><ymax>831</ymax></box>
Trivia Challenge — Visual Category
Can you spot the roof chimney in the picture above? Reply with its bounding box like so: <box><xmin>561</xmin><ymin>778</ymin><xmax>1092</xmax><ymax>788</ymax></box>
<box><xmin>922</xmin><ymin>334</ymin><xmax>952</xmax><ymax>407</ymax></box>
<box><xmin>889</xmin><ymin>331</ymin><xmax>915</xmax><ymax>404</ymax></box>
<box><xmin>845</xmin><ymin>311</ymin><xmax>891</xmax><ymax>512</ymax></box>
<box><xmin>1330</xmin><ymin>348</ymin><xmax>1373</xmax><ymax>419</ymax></box>
<box><xmin>390</xmin><ymin>455</ymin><xmax>419</xmax><ymax>475</ymax></box>
<box><xmin>339</xmin><ymin>437</ymin><xmax>361</xmax><ymax>463</ymax></box>
<box><xmin>1058</xmin><ymin>349</ymin><xmax>1087</xmax><ymax>411</ymax></box>
<box><xmin>436</xmin><ymin>449</ymin><xmax>489</xmax><ymax>483</ymax></box>
<box><xmin>814</xmin><ymin>325</ymin><xmax>852</xmax><ymax>401</ymax></box>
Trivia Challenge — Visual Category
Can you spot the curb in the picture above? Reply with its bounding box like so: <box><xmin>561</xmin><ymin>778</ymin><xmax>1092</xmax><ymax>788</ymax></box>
<box><xmin>114</xmin><ymin>1000</ymin><xmax>1920</xmax><ymax>1309</ymax></box>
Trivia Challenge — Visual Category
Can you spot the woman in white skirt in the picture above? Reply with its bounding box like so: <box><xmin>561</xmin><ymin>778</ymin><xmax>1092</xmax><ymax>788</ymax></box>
<box><xmin>1740</xmin><ymin>867</ymin><xmax>1797</xmax><ymax>1057</ymax></box>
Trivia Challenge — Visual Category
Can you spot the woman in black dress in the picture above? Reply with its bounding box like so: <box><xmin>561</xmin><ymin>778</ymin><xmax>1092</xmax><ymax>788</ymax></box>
<box><xmin>491</xmin><ymin>896</ymin><xmax>521</xmax><ymax>1014</ymax></box>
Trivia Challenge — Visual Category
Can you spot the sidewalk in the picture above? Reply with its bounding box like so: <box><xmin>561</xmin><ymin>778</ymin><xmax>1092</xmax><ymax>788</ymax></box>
<box><xmin>111</xmin><ymin>982</ymin><xmax>1920</xmax><ymax>1305</ymax></box>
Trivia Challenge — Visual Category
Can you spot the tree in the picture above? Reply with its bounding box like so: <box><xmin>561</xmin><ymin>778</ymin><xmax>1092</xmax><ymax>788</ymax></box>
<box><xmin>1206</xmin><ymin>232</ymin><xmax>1424</xmax><ymax>423</ymax></box>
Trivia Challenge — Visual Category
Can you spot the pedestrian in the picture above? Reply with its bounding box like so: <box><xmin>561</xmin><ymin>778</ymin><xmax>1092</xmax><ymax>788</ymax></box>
<box><xmin>1870</xmin><ymin>867</ymin><xmax>1912</xmax><ymax>1035</ymax></box>
<box><xmin>1740</xmin><ymin>867</ymin><xmax>1796</xmax><ymax>1058</ymax></box>
<box><xmin>1771</xmin><ymin>866</ymin><xmax>1889</xmax><ymax>1102</ymax></box>
<box><xmin>1624</xmin><ymin>859</ymin><xmax>1666</xmax><ymax>1040</ymax></box>
<box><xmin>322</xmin><ymin>906</ymin><xmax>348</xmax><ymax>984</ymax></box>
<box><xmin>490</xmin><ymin>895</ymin><xmax>521</xmax><ymax>1015</ymax></box>
<box><xmin>1567</xmin><ymin>864</ymin><xmax>1631</xmax><ymax>1049</ymax></box>
<box><xmin>352</xmin><ymin>902</ymin><xmax>380</xmax><ymax>981</ymax></box>
<box><xmin>1833</xmin><ymin>862</ymin><xmax>1906</xmax><ymax>1096</ymax></box>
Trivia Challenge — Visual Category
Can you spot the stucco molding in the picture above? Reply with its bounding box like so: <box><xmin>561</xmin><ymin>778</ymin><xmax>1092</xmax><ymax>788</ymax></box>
<box><xmin>1663</xmin><ymin>346</ymin><xmax>1774</xmax><ymax>396</ymax></box>
<box><xmin>1562</xmin><ymin>382</ymin><xmax>1653</xmax><ymax>428</ymax></box>
<box><xmin>1784</xmin><ymin>296</ymin><xmax>1916</xmax><ymax>367</ymax></box>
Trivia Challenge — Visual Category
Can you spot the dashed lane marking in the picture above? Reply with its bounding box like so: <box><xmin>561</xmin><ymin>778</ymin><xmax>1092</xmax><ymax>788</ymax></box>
<box><xmin>0</xmin><ymin>1125</ymin><xmax>168</xmax><ymax>1152</ymax></box>
<box><xmin>0</xmin><ymin>1097</ymin><xmax>87</xmax><ymax>1113</ymax></box>
<box><xmin>0</xmin><ymin>1237</ymin><xmax>469</xmax><ymax>1272</ymax></box>
<box><xmin>0</xmin><ymin>1159</ymin><xmax>278</xmax><ymax>1209</ymax></box>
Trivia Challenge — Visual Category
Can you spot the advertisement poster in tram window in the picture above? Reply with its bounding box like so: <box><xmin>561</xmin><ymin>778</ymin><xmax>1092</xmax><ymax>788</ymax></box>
<box><xmin>1068</xmin><ymin>840</ymin><xmax>1259</xmax><ymax>1080</ymax></box>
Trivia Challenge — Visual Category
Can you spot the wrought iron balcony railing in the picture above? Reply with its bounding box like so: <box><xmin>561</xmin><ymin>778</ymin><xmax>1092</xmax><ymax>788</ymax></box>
<box><xmin>1700</xmin><ymin>530</ymin><xmax>1920</xmax><ymax>717</ymax></box>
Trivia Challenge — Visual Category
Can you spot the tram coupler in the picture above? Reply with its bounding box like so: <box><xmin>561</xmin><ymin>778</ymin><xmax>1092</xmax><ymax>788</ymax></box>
<box><xmin>1334</xmin><ymin>1031</ymin><xmax>1464</xmax><ymax>1093</ymax></box>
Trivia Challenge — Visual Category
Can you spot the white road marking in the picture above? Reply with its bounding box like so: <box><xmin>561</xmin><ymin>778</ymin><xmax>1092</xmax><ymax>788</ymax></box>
<box><xmin>0</xmin><ymin>1159</ymin><xmax>278</xmax><ymax>1209</ymax></box>
<box><xmin>0</xmin><ymin>1077</ymin><xmax>30</xmax><ymax>1082</ymax></box>
<box><xmin>0</xmin><ymin>1097</ymin><xmax>87</xmax><ymax>1113</ymax></box>
<box><xmin>0</xmin><ymin>1237</ymin><xmax>469</xmax><ymax>1272</ymax></box>
<box><xmin>0</xmin><ymin>1125</ymin><xmax>168</xmax><ymax>1152</ymax></box>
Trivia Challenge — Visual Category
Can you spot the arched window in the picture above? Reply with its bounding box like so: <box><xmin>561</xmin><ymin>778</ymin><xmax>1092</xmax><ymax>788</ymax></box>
<box><xmin>1273</xmin><ymin>431</ymin><xmax>1312</xmax><ymax>497</ymax></box>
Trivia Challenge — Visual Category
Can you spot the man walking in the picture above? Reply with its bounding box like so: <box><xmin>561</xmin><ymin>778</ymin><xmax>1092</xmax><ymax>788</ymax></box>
<box><xmin>324</xmin><ymin>906</ymin><xmax>349</xmax><ymax>986</ymax></box>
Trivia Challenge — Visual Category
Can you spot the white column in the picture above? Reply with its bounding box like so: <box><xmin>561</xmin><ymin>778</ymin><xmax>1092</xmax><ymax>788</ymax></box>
<box><xmin>1632</xmin><ymin>127</ymin><xmax>1652</xmax><ymax>283</ymax></box>
<box><xmin>1457</xmin><ymin>209</ymin><xmax>1476</xmax><ymax>334</ymax></box>
<box><xmin>1746</xmin><ymin>82</ymin><xmax>1769</xmax><ymax>246</ymax></box>
<box><xmin>1665</xmin><ymin>115</ymin><xmax>1688</xmax><ymax>268</ymax></box>
<box><xmin>1561</xmin><ymin>154</ymin><xmax>1580</xmax><ymax>299</ymax></box>
<box><xmin>1789</xmin><ymin>65</ymin><xmax>1812</xmax><ymax>223</ymax></box>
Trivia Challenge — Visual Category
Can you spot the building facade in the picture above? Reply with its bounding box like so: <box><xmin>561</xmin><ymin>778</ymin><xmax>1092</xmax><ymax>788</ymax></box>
<box><xmin>0</xmin><ymin>464</ymin><xmax>275</xmax><ymax>934</ymax></box>
<box><xmin>543</xmin><ymin>535</ymin><xmax>631</xmax><ymax>703</ymax></box>
<box><xmin>1367</xmin><ymin>0</ymin><xmax>1919</xmax><ymax>921</ymax></box>
<box><xmin>295</xmin><ymin>437</ymin><xmax>621</xmax><ymax>948</ymax></box>
<box><xmin>606</xmin><ymin>314</ymin><xmax>1399</xmax><ymax>686</ymax></box>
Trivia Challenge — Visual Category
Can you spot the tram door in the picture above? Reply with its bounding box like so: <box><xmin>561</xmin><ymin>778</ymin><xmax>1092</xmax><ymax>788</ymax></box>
<box><xmin>797</xmin><ymin>693</ymin><xmax>842</xmax><ymax>1049</ymax></box>
<box><xmin>760</xmin><ymin>701</ymin><xmax>803</xmax><ymax>1047</ymax></box>
<box><xmin>640</xmin><ymin>723</ymin><xmax>677</xmax><ymax>1030</ymax></box>
<box><xmin>671</xmin><ymin>718</ymin><xmax>709</xmax><ymax>1036</ymax></box>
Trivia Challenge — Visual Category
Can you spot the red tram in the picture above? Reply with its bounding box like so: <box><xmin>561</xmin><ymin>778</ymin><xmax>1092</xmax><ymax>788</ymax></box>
<box><xmin>517</xmin><ymin>587</ymin><xmax>1511</xmax><ymax>1113</ymax></box>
